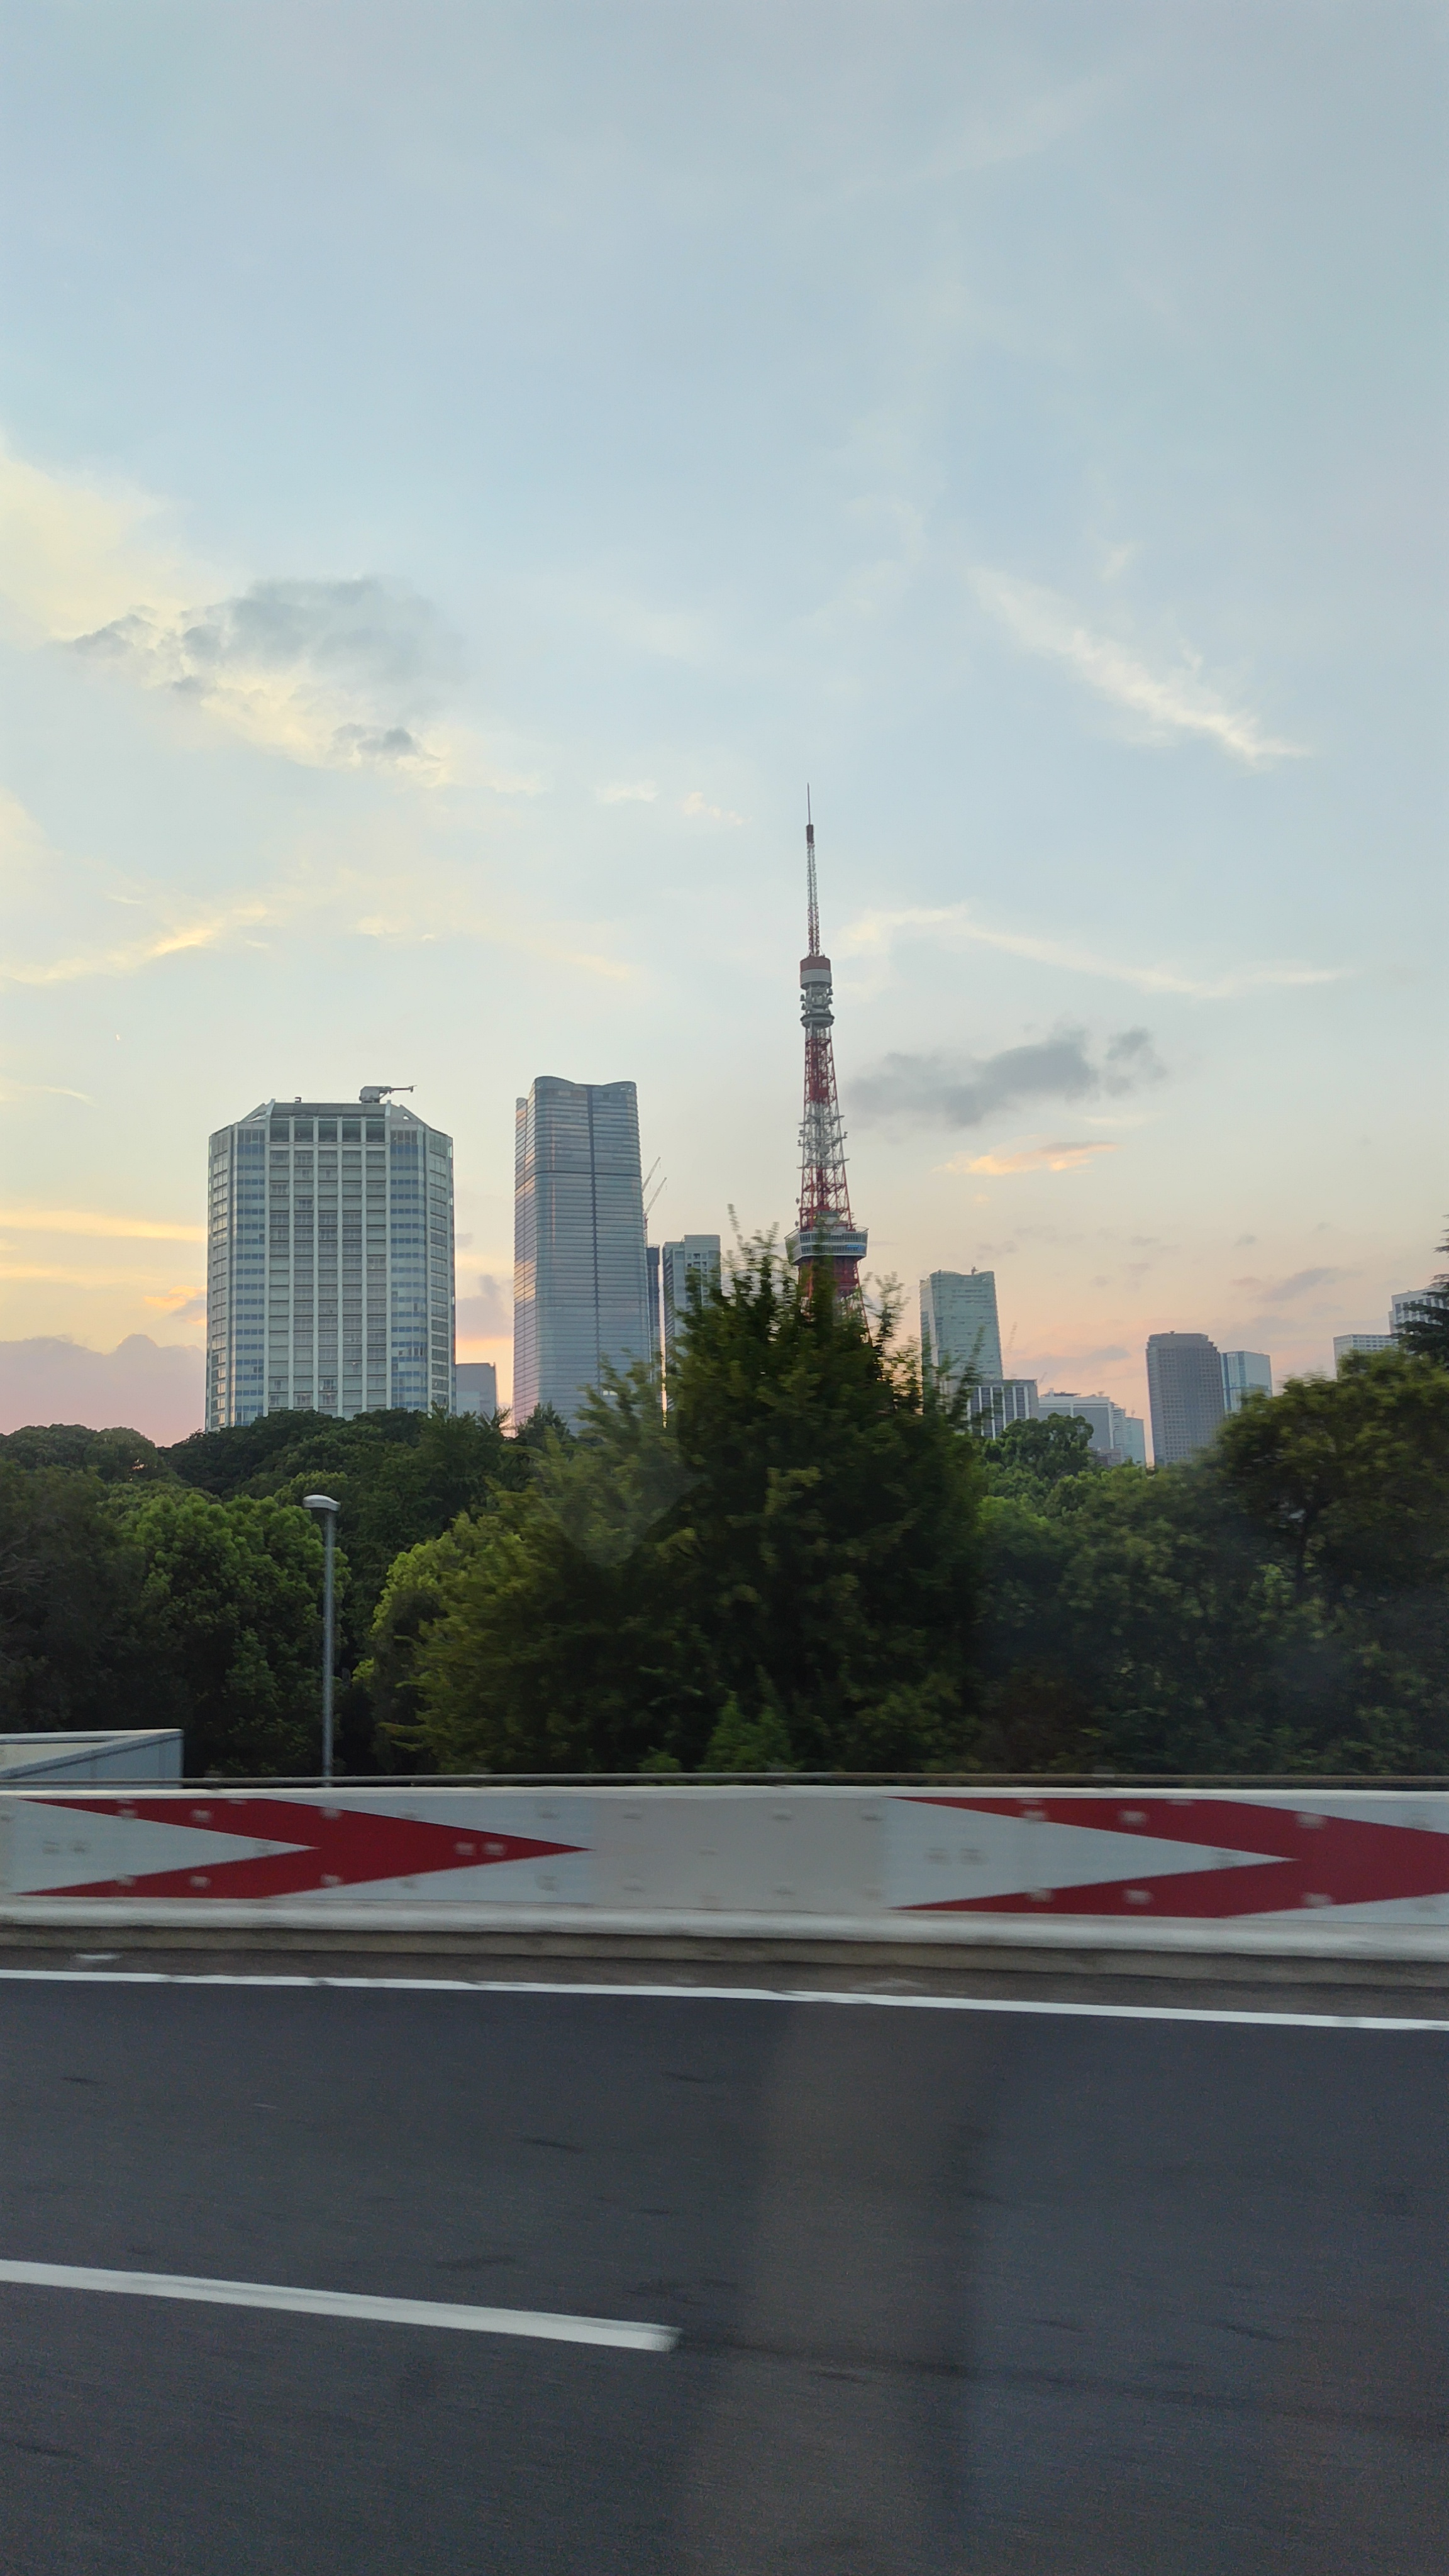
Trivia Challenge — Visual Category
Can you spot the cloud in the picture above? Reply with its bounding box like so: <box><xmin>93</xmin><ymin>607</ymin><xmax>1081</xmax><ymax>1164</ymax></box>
<box><xmin>0</xmin><ymin>1208</ymin><xmax>202</xmax><ymax>1241</ymax></box>
<box><xmin>680</xmin><ymin>789</ymin><xmax>745</xmax><ymax>826</ymax></box>
<box><xmin>0</xmin><ymin>891</ymin><xmax>302</xmax><ymax>989</ymax></box>
<box><xmin>970</xmin><ymin>567</ymin><xmax>1306</xmax><ymax>767</ymax></box>
<box><xmin>70</xmin><ymin>576</ymin><xmax>461</xmax><ymax>776</ymax></box>
<box><xmin>1231</xmin><ymin>1265</ymin><xmax>1352</xmax><ymax>1305</ymax></box>
<box><xmin>0</xmin><ymin>1080</ymin><xmax>94</xmax><ymax>1106</ymax></box>
<box><xmin>0</xmin><ymin>1334</ymin><xmax>202</xmax><ymax>1443</ymax></box>
<box><xmin>596</xmin><ymin>779</ymin><xmax>658</xmax><ymax>805</ymax></box>
<box><xmin>841</xmin><ymin>902</ymin><xmax>1339</xmax><ymax>1000</ymax></box>
<box><xmin>945</xmin><ymin>1140</ymin><xmax>1121</xmax><ymax>1176</ymax></box>
<box><xmin>143</xmin><ymin>1287</ymin><xmax>207</xmax><ymax>1323</ymax></box>
<box><xmin>852</xmin><ymin>1025</ymin><xmax>1163</xmax><ymax>1130</ymax></box>
<box><xmin>456</xmin><ymin>1270</ymin><xmax>512</xmax><ymax>1338</ymax></box>
<box><xmin>0</xmin><ymin>447</ymin><xmax>189</xmax><ymax>637</ymax></box>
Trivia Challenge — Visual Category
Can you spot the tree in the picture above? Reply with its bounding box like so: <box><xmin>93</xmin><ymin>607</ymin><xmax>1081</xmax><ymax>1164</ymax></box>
<box><xmin>0</xmin><ymin>1422</ymin><xmax>167</xmax><ymax>1483</ymax></box>
<box><xmin>980</xmin><ymin>1412</ymin><xmax>1097</xmax><ymax>1502</ymax></box>
<box><xmin>0</xmin><ymin>1459</ymin><xmax>155</xmax><ymax>1727</ymax></box>
<box><xmin>1394</xmin><ymin>1230</ymin><xmax>1449</xmax><ymax>1368</ymax></box>
<box><xmin>378</xmin><ymin>1241</ymin><xmax>984</xmax><ymax>1775</ymax></box>
<box><xmin>665</xmin><ymin>1246</ymin><xmax>982</xmax><ymax>1768</ymax></box>
<box><xmin>122</xmin><ymin>1487</ymin><xmax>329</xmax><ymax>1774</ymax></box>
<box><xmin>1216</xmin><ymin>1348</ymin><xmax>1449</xmax><ymax>1600</ymax></box>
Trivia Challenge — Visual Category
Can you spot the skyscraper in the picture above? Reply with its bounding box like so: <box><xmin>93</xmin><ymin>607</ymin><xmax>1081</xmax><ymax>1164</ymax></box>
<box><xmin>454</xmin><ymin>1360</ymin><xmax>498</xmax><ymax>1421</ymax></box>
<box><xmin>920</xmin><ymin>1270</ymin><xmax>1004</xmax><ymax>1386</ymax></box>
<box><xmin>1221</xmin><ymin>1350</ymin><xmax>1272</xmax><ymax>1413</ymax></box>
<box><xmin>660</xmin><ymin>1235</ymin><xmax>722</xmax><ymax>1385</ymax></box>
<box><xmin>513</xmin><ymin>1076</ymin><xmax>652</xmax><ymax>1428</ymax></box>
<box><xmin>206</xmin><ymin>1089</ymin><xmax>455</xmax><ymax>1430</ymax></box>
<box><xmin>1145</xmin><ymin>1331</ymin><xmax>1226</xmax><ymax>1466</ymax></box>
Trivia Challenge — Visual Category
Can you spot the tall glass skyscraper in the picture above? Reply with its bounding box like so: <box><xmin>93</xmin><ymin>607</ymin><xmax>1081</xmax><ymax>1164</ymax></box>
<box><xmin>1145</xmin><ymin>1331</ymin><xmax>1225</xmax><ymax>1466</ymax></box>
<box><xmin>206</xmin><ymin>1091</ymin><xmax>455</xmax><ymax>1429</ymax></box>
<box><xmin>513</xmin><ymin>1077</ymin><xmax>651</xmax><ymax>1428</ymax></box>
<box><xmin>919</xmin><ymin>1270</ymin><xmax>1004</xmax><ymax>1385</ymax></box>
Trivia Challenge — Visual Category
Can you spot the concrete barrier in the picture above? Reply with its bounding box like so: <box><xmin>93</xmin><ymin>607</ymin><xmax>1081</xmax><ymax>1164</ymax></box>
<box><xmin>3</xmin><ymin>1784</ymin><xmax>1449</xmax><ymax>1960</ymax></box>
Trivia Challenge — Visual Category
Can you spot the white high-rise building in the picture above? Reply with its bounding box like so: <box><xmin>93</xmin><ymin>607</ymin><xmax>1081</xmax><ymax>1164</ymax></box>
<box><xmin>660</xmin><ymin>1236</ymin><xmax>721</xmax><ymax>1385</ymax></box>
<box><xmin>920</xmin><ymin>1270</ymin><xmax>1004</xmax><ymax>1386</ymax></box>
<box><xmin>1391</xmin><ymin>1289</ymin><xmax>1433</xmax><ymax>1335</ymax></box>
<box><xmin>513</xmin><ymin>1076</ymin><xmax>652</xmax><ymax>1429</ymax></box>
<box><xmin>1221</xmin><ymin>1350</ymin><xmax>1273</xmax><ymax>1413</ymax></box>
<box><xmin>969</xmin><ymin>1380</ymin><xmax>1040</xmax><ymax>1436</ymax></box>
<box><xmin>206</xmin><ymin>1089</ymin><xmax>455</xmax><ymax>1430</ymax></box>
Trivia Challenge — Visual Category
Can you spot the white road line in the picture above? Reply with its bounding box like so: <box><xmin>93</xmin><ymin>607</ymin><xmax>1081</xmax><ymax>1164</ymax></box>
<box><xmin>0</xmin><ymin>2259</ymin><xmax>676</xmax><ymax>2352</ymax></box>
<box><xmin>0</xmin><ymin>1967</ymin><xmax>1446</xmax><ymax>2029</ymax></box>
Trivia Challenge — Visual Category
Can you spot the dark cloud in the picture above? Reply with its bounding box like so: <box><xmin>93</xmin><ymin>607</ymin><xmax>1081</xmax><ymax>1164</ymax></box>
<box><xmin>70</xmin><ymin>577</ymin><xmax>460</xmax><ymax>772</ymax></box>
<box><xmin>76</xmin><ymin>577</ymin><xmax>458</xmax><ymax>691</ymax></box>
<box><xmin>850</xmin><ymin>1024</ymin><xmax>1165</xmax><ymax>1130</ymax></box>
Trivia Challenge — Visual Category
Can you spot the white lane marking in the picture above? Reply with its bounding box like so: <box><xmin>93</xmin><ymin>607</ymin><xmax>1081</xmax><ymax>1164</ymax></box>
<box><xmin>0</xmin><ymin>2259</ymin><xmax>675</xmax><ymax>2352</ymax></box>
<box><xmin>0</xmin><ymin>1967</ymin><xmax>1445</xmax><ymax>2029</ymax></box>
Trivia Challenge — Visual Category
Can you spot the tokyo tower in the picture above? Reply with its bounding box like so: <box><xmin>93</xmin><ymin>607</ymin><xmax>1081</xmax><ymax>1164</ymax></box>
<box><xmin>787</xmin><ymin>797</ymin><xmax>867</xmax><ymax>1304</ymax></box>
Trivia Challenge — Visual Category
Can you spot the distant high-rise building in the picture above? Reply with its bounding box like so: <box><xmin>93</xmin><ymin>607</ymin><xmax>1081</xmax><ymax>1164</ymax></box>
<box><xmin>1145</xmin><ymin>1332</ymin><xmax>1225</xmax><ymax>1466</ymax></box>
<box><xmin>1039</xmin><ymin>1390</ymin><xmax>1147</xmax><ymax>1467</ymax></box>
<box><xmin>1391</xmin><ymin>1289</ymin><xmax>1433</xmax><ymax>1336</ymax></box>
<box><xmin>969</xmin><ymin>1380</ymin><xmax>1039</xmax><ymax>1437</ymax></box>
<box><xmin>647</xmin><ymin>1245</ymin><xmax>661</xmax><ymax>1363</ymax></box>
<box><xmin>921</xmin><ymin>1270</ymin><xmax>1004</xmax><ymax>1386</ymax></box>
<box><xmin>1335</xmin><ymin>1331</ymin><xmax>1394</xmax><ymax>1369</ymax></box>
<box><xmin>1221</xmin><ymin>1350</ymin><xmax>1272</xmax><ymax>1413</ymax></box>
<box><xmin>454</xmin><ymin>1360</ymin><xmax>498</xmax><ymax>1421</ymax></box>
<box><xmin>660</xmin><ymin>1236</ymin><xmax>721</xmax><ymax>1385</ymax></box>
<box><xmin>513</xmin><ymin>1077</ymin><xmax>651</xmax><ymax>1429</ymax></box>
<box><xmin>206</xmin><ymin>1089</ymin><xmax>454</xmax><ymax>1431</ymax></box>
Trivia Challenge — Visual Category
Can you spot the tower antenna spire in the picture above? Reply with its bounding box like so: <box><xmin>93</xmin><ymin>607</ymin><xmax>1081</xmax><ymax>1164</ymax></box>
<box><xmin>805</xmin><ymin>786</ymin><xmax>819</xmax><ymax>957</ymax></box>
<box><xmin>787</xmin><ymin>797</ymin><xmax>867</xmax><ymax>1306</ymax></box>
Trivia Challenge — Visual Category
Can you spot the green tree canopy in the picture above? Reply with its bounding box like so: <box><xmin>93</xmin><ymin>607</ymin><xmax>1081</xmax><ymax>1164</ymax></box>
<box><xmin>121</xmin><ymin>1486</ymin><xmax>328</xmax><ymax>1775</ymax></box>
<box><xmin>372</xmin><ymin>1243</ymin><xmax>984</xmax><ymax>1774</ymax></box>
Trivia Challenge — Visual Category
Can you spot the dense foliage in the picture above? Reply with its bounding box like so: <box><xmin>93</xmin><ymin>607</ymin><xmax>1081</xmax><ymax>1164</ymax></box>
<box><xmin>975</xmin><ymin>1349</ymin><xmax>1449</xmax><ymax>1773</ymax></box>
<box><xmin>2</xmin><ymin>1236</ymin><xmax>1447</xmax><ymax>1779</ymax></box>
<box><xmin>370</xmin><ymin>1245</ymin><xmax>983</xmax><ymax>1772</ymax></box>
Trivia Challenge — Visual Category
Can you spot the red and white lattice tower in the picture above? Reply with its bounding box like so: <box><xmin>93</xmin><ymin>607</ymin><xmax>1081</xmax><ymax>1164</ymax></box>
<box><xmin>787</xmin><ymin>799</ymin><xmax>867</xmax><ymax>1304</ymax></box>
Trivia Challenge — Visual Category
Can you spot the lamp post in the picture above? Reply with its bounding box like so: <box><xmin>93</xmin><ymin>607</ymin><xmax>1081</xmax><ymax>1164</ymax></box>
<box><xmin>302</xmin><ymin>1494</ymin><xmax>341</xmax><ymax>1784</ymax></box>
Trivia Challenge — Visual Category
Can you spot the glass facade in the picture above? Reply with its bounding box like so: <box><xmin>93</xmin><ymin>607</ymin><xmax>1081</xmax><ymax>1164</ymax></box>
<box><xmin>660</xmin><ymin>1235</ymin><xmax>721</xmax><ymax>1389</ymax></box>
<box><xmin>513</xmin><ymin>1076</ymin><xmax>651</xmax><ymax>1429</ymax></box>
<box><xmin>1145</xmin><ymin>1332</ymin><xmax>1226</xmax><ymax>1467</ymax></box>
<box><xmin>206</xmin><ymin>1096</ymin><xmax>455</xmax><ymax>1428</ymax></box>
<box><xmin>919</xmin><ymin>1270</ymin><xmax>1004</xmax><ymax>1387</ymax></box>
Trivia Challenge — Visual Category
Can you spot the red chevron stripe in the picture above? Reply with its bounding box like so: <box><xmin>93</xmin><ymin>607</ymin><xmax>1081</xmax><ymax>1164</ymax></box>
<box><xmin>27</xmin><ymin>1798</ymin><xmax>584</xmax><ymax>1900</ymax></box>
<box><xmin>904</xmin><ymin>1796</ymin><xmax>1449</xmax><ymax>1916</ymax></box>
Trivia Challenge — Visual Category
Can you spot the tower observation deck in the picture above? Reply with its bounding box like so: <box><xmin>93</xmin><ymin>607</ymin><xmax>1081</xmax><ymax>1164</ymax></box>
<box><xmin>786</xmin><ymin>802</ymin><xmax>867</xmax><ymax>1302</ymax></box>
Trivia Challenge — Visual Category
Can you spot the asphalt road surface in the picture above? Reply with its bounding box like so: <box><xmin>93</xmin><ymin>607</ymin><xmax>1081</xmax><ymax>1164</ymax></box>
<box><xmin>0</xmin><ymin>1970</ymin><xmax>1444</xmax><ymax>2573</ymax></box>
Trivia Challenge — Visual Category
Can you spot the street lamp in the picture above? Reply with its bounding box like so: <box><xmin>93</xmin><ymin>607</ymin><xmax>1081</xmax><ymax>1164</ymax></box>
<box><xmin>302</xmin><ymin>1494</ymin><xmax>341</xmax><ymax>1784</ymax></box>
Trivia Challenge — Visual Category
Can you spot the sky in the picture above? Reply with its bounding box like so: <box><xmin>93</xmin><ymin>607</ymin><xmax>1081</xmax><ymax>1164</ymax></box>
<box><xmin>0</xmin><ymin>0</ymin><xmax>1445</xmax><ymax>1445</ymax></box>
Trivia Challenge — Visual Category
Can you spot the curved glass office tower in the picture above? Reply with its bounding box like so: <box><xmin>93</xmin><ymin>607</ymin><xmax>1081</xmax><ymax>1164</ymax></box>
<box><xmin>513</xmin><ymin>1076</ymin><xmax>651</xmax><ymax>1429</ymax></box>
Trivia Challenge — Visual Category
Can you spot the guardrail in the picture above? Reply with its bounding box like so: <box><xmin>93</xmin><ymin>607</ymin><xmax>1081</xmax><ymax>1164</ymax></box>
<box><xmin>3</xmin><ymin>1784</ymin><xmax>1449</xmax><ymax>1958</ymax></box>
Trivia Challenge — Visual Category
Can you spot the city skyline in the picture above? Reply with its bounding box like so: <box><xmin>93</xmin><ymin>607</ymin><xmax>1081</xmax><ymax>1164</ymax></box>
<box><xmin>0</xmin><ymin>9</ymin><xmax>1443</xmax><ymax>1441</ymax></box>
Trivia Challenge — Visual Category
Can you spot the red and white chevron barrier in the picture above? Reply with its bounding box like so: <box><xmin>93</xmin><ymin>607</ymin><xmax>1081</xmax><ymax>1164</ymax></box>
<box><xmin>3</xmin><ymin>1786</ymin><xmax>1448</xmax><ymax>1954</ymax></box>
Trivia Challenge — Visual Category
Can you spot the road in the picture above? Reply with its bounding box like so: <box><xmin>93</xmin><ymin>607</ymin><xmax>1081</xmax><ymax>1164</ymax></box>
<box><xmin>0</xmin><ymin>1967</ymin><xmax>1444</xmax><ymax>2573</ymax></box>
